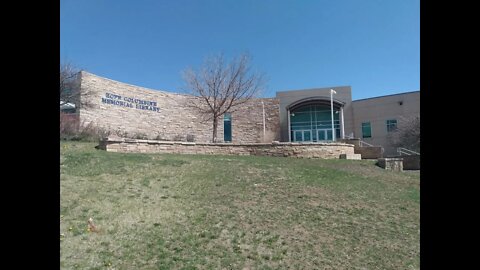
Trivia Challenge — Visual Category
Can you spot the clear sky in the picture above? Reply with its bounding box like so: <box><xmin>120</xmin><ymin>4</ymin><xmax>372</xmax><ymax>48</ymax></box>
<box><xmin>60</xmin><ymin>0</ymin><xmax>419</xmax><ymax>100</ymax></box>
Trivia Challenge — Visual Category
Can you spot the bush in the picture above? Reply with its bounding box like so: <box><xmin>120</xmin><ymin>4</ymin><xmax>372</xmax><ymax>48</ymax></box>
<box><xmin>133</xmin><ymin>133</ymin><xmax>148</xmax><ymax>140</ymax></box>
<box><xmin>60</xmin><ymin>112</ymin><xmax>80</xmax><ymax>140</ymax></box>
<box><xmin>60</xmin><ymin>117</ymin><xmax>111</xmax><ymax>142</ymax></box>
<box><xmin>173</xmin><ymin>134</ymin><xmax>184</xmax><ymax>141</ymax></box>
<box><xmin>186</xmin><ymin>134</ymin><xmax>195</xmax><ymax>142</ymax></box>
<box><xmin>153</xmin><ymin>134</ymin><xmax>166</xmax><ymax>141</ymax></box>
<box><xmin>77</xmin><ymin>122</ymin><xmax>111</xmax><ymax>142</ymax></box>
<box><xmin>387</xmin><ymin>116</ymin><xmax>420</xmax><ymax>153</ymax></box>
<box><xmin>113</xmin><ymin>130</ymin><xmax>129</xmax><ymax>138</ymax></box>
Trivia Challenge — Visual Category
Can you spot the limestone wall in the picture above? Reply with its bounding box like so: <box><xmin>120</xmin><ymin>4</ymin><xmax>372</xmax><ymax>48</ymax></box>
<box><xmin>230</xmin><ymin>98</ymin><xmax>280</xmax><ymax>143</ymax></box>
<box><xmin>78</xmin><ymin>71</ymin><xmax>279</xmax><ymax>143</ymax></box>
<box><xmin>98</xmin><ymin>137</ymin><xmax>355</xmax><ymax>159</ymax></box>
<box><xmin>377</xmin><ymin>158</ymin><xmax>403</xmax><ymax>171</ymax></box>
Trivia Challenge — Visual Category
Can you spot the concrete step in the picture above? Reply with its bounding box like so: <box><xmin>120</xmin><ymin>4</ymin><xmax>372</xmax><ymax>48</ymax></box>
<box><xmin>339</xmin><ymin>153</ymin><xmax>362</xmax><ymax>160</ymax></box>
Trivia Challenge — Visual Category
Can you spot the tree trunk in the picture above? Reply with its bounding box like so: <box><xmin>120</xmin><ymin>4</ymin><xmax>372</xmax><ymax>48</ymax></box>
<box><xmin>212</xmin><ymin>116</ymin><xmax>218</xmax><ymax>143</ymax></box>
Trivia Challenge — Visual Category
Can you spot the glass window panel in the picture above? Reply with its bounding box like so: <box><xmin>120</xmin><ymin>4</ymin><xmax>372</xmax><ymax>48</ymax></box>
<box><xmin>295</xmin><ymin>131</ymin><xmax>303</xmax><ymax>142</ymax></box>
<box><xmin>304</xmin><ymin>131</ymin><xmax>311</xmax><ymax>141</ymax></box>
<box><xmin>224</xmin><ymin>113</ymin><xmax>232</xmax><ymax>142</ymax></box>
<box><xmin>362</xmin><ymin>122</ymin><xmax>371</xmax><ymax>138</ymax></box>
<box><xmin>327</xmin><ymin>130</ymin><xmax>333</xmax><ymax>140</ymax></box>
<box><xmin>386</xmin><ymin>119</ymin><xmax>397</xmax><ymax>132</ymax></box>
<box><xmin>318</xmin><ymin>130</ymin><xmax>326</xmax><ymax>141</ymax></box>
<box><xmin>291</xmin><ymin>104</ymin><xmax>342</xmax><ymax>142</ymax></box>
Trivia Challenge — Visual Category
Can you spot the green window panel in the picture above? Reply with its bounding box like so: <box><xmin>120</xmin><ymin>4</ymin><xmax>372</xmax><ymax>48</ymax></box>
<box><xmin>294</xmin><ymin>131</ymin><xmax>302</xmax><ymax>142</ymax></box>
<box><xmin>362</xmin><ymin>122</ymin><xmax>371</xmax><ymax>138</ymax></box>
<box><xmin>304</xmin><ymin>130</ymin><xmax>311</xmax><ymax>141</ymax></box>
<box><xmin>386</xmin><ymin>119</ymin><xmax>397</xmax><ymax>132</ymax></box>
<box><xmin>224</xmin><ymin>113</ymin><xmax>232</xmax><ymax>142</ymax></box>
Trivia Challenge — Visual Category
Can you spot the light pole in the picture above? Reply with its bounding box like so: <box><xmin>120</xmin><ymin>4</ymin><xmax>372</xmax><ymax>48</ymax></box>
<box><xmin>330</xmin><ymin>89</ymin><xmax>336</xmax><ymax>141</ymax></box>
<box><xmin>261</xmin><ymin>100</ymin><xmax>266</xmax><ymax>141</ymax></box>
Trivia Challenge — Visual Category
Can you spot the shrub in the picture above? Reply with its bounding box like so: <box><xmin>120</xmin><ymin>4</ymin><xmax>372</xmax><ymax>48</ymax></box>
<box><xmin>133</xmin><ymin>133</ymin><xmax>148</xmax><ymax>140</ymax></box>
<box><xmin>186</xmin><ymin>134</ymin><xmax>195</xmax><ymax>142</ymax></box>
<box><xmin>387</xmin><ymin>116</ymin><xmax>420</xmax><ymax>153</ymax></box>
<box><xmin>76</xmin><ymin>122</ymin><xmax>111</xmax><ymax>142</ymax></box>
<box><xmin>60</xmin><ymin>116</ymin><xmax>111</xmax><ymax>142</ymax></box>
<box><xmin>173</xmin><ymin>134</ymin><xmax>184</xmax><ymax>141</ymax></box>
<box><xmin>60</xmin><ymin>112</ymin><xmax>80</xmax><ymax>140</ymax></box>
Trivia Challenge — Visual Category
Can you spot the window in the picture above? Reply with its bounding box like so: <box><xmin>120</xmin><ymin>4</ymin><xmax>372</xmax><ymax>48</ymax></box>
<box><xmin>361</xmin><ymin>122</ymin><xmax>371</xmax><ymax>138</ymax></box>
<box><xmin>224</xmin><ymin>113</ymin><xmax>232</xmax><ymax>142</ymax></box>
<box><xmin>386</xmin><ymin>119</ymin><xmax>397</xmax><ymax>132</ymax></box>
<box><xmin>289</xmin><ymin>104</ymin><xmax>340</xmax><ymax>142</ymax></box>
<box><xmin>61</xmin><ymin>108</ymin><xmax>76</xmax><ymax>114</ymax></box>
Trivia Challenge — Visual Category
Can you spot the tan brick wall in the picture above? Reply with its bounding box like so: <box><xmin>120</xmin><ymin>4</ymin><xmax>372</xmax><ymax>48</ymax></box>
<box><xmin>352</xmin><ymin>92</ymin><xmax>420</xmax><ymax>155</ymax></box>
<box><xmin>99</xmin><ymin>138</ymin><xmax>355</xmax><ymax>159</ymax></box>
<box><xmin>78</xmin><ymin>71</ymin><xmax>280</xmax><ymax>143</ymax></box>
<box><xmin>230</xmin><ymin>98</ymin><xmax>280</xmax><ymax>143</ymax></box>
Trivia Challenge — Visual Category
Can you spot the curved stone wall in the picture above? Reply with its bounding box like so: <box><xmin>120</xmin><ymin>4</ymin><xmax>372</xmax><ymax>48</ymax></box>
<box><xmin>98</xmin><ymin>137</ymin><xmax>355</xmax><ymax>159</ymax></box>
<box><xmin>78</xmin><ymin>71</ymin><xmax>280</xmax><ymax>143</ymax></box>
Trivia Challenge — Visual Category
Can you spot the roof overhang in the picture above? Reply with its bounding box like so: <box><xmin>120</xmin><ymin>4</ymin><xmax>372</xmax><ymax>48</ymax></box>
<box><xmin>286</xmin><ymin>96</ymin><xmax>346</xmax><ymax>111</ymax></box>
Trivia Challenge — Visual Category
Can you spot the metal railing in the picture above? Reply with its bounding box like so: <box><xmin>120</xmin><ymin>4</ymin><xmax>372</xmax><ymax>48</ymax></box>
<box><xmin>359</xmin><ymin>140</ymin><xmax>374</xmax><ymax>147</ymax></box>
<box><xmin>341</xmin><ymin>136</ymin><xmax>374</xmax><ymax>147</ymax></box>
<box><xmin>397</xmin><ymin>147</ymin><xmax>420</xmax><ymax>156</ymax></box>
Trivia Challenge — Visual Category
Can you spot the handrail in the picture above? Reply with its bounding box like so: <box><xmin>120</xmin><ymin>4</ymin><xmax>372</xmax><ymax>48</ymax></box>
<box><xmin>359</xmin><ymin>140</ymin><xmax>374</xmax><ymax>147</ymax></box>
<box><xmin>397</xmin><ymin>147</ymin><xmax>420</xmax><ymax>156</ymax></box>
<box><xmin>340</xmin><ymin>136</ymin><xmax>377</xmax><ymax>148</ymax></box>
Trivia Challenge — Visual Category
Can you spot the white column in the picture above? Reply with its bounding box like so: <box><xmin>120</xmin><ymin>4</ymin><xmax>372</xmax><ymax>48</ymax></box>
<box><xmin>287</xmin><ymin>109</ymin><xmax>291</xmax><ymax>142</ymax></box>
<box><xmin>340</xmin><ymin>106</ymin><xmax>345</xmax><ymax>139</ymax></box>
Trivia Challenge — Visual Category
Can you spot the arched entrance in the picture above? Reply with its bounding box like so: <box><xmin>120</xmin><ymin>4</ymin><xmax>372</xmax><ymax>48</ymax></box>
<box><xmin>287</xmin><ymin>97</ymin><xmax>345</xmax><ymax>142</ymax></box>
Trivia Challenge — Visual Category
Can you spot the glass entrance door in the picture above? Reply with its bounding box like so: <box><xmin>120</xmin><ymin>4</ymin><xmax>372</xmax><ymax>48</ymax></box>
<box><xmin>293</xmin><ymin>130</ymin><xmax>312</xmax><ymax>142</ymax></box>
<box><xmin>317</xmin><ymin>129</ymin><xmax>333</xmax><ymax>141</ymax></box>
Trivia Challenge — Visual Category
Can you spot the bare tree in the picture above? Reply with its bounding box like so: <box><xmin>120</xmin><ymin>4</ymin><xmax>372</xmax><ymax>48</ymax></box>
<box><xmin>387</xmin><ymin>116</ymin><xmax>420</xmax><ymax>152</ymax></box>
<box><xmin>182</xmin><ymin>53</ymin><xmax>265</xmax><ymax>142</ymax></box>
<box><xmin>60</xmin><ymin>62</ymin><xmax>95</xmax><ymax>111</ymax></box>
<box><xmin>60</xmin><ymin>62</ymin><xmax>80</xmax><ymax>110</ymax></box>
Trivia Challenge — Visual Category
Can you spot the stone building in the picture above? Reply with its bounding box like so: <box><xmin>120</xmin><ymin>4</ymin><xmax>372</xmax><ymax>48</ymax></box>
<box><xmin>65</xmin><ymin>71</ymin><xmax>419</xmax><ymax>155</ymax></box>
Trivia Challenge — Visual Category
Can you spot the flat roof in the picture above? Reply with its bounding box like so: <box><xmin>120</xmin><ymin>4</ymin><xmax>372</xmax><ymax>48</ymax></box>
<box><xmin>353</xmin><ymin>90</ymin><xmax>419</xmax><ymax>102</ymax></box>
<box><xmin>277</xmin><ymin>86</ymin><xmax>351</xmax><ymax>95</ymax></box>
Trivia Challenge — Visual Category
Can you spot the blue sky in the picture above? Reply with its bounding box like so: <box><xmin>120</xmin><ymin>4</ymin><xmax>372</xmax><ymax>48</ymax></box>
<box><xmin>60</xmin><ymin>0</ymin><xmax>419</xmax><ymax>100</ymax></box>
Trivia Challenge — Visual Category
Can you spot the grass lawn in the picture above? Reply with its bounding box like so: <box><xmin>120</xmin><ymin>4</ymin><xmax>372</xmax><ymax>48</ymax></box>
<box><xmin>60</xmin><ymin>141</ymin><xmax>419</xmax><ymax>270</ymax></box>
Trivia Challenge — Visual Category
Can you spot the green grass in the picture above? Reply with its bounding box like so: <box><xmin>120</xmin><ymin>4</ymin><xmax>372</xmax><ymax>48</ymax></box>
<box><xmin>60</xmin><ymin>141</ymin><xmax>420</xmax><ymax>269</ymax></box>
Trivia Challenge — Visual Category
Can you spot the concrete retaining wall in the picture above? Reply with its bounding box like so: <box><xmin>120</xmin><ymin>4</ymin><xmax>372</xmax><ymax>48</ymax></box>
<box><xmin>400</xmin><ymin>155</ymin><xmax>420</xmax><ymax>170</ymax></box>
<box><xmin>98</xmin><ymin>137</ymin><xmax>355</xmax><ymax>159</ymax></box>
<box><xmin>377</xmin><ymin>158</ymin><xmax>403</xmax><ymax>171</ymax></box>
<box><xmin>338</xmin><ymin>139</ymin><xmax>383</xmax><ymax>159</ymax></box>
<box><xmin>354</xmin><ymin>146</ymin><xmax>383</xmax><ymax>159</ymax></box>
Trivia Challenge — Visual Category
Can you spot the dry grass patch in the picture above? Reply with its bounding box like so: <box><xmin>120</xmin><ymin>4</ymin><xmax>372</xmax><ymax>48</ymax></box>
<box><xmin>61</xmin><ymin>141</ymin><xmax>419</xmax><ymax>269</ymax></box>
